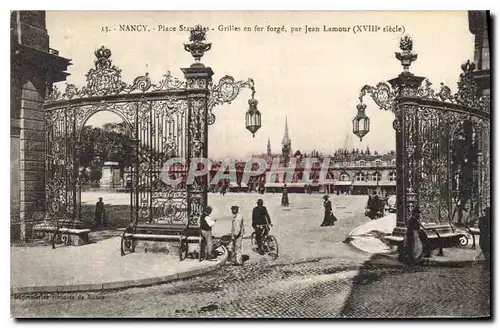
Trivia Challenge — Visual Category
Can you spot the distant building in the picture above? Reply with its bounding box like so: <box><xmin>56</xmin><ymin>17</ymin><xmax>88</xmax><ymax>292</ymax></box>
<box><xmin>209</xmin><ymin>120</ymin><xmax>397</xmax><ymax>195</ymax></box>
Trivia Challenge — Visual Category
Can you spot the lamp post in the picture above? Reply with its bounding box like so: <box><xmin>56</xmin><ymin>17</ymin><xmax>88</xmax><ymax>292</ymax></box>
<box><xmin>353</xmin><ymin>35</ymin><xmax>490</xmax><ymax>239</ymax></box>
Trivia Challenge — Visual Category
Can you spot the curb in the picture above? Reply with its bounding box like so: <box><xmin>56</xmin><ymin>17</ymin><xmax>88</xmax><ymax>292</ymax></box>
<box><xmin>11</xmin><ymin>246</ymin><xmax>228</xmax><ymax>296</ymax></box>
<box><xmin>347</xmin><ymin>237</ymin><xmax>485</xmax><ymax>268</ymax></box>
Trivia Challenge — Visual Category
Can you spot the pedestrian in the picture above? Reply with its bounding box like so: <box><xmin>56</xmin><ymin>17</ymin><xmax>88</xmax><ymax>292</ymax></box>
<box><xmin>95</xmin><ymin>197</ymin><xmax>106</xmax><ymax>227</ymax></box>
<box><xmin>230</xmin><ymin>205</ymin><xmax>245</xmax><ymax>266</ymax></box>
<box><xmin>200</xmin><ymin>206</ymin><xmax>217</xmax><ymax>261</ymax></box>
<box><xmin>281</xmin><ymin>184</ymin><xmax>289</xmax><ymax>207</ymax></box>
<box><xmin>365</xmin><ymin>194</ymin><xmax>379</xmax><ymax>220</ymax></box>
<box><xmin>399</xmin><ymin>207</ymin><xmax>425</xmax><ymax>265</ymax></box>
<box><xmin>478</xmin><ymin>206</ymin><xmax>490</xmax><ymax>266</ymax></box>
<box><xmin>320</xmin><ymin>195</ymin><xmax>337</xmax><ymax>226</ymax></box>
<box><xmin>252</xmin><ymin>199</ymin><xmax>272</xmax><ymax>255</ymax></box>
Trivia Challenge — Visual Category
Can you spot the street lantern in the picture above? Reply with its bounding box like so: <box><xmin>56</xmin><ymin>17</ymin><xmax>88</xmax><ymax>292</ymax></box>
<box><xmin>245</xmin><ymin>86</ymin><xmax>261</xmax><ymax>137</ymax></box>
<box><xmin>352</xmin><ymin>102</ymin><xmax>370</xmax><ymax>141</ymax></box>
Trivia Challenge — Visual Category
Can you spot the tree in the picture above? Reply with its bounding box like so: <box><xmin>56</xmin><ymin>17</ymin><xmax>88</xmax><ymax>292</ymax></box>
<box><xmin>78</xmin><ymin>123</ymin><xmax>163</xmax><ymax>170</ymax></box>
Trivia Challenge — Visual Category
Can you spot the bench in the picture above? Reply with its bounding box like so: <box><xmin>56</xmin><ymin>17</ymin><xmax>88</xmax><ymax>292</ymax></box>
<box><xmin>33</xmin><ymin>224</ymin><xmax>91</xmax><ymax>248</ymax></box>
<box><xmin>120</xmin><ymin>220</ymin><xmax>205</xmax><ymax>261</ymax></box>
<box><xmin>384</xmin><ymin>228</ymin><xmax>469</xmax><ymax>257</ymax></box>
<box><xmin>464</xmin><ymin>226</ymin><xmax>480</xmax><ymax>250</ymax></box>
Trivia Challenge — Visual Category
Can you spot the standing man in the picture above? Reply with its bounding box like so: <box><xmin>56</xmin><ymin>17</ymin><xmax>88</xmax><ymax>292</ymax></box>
<box><xmin>230</xmin><ymin>206</ymin><xmax>245</xmax><ymax>266</ymax></box>
<box><xmin>281</xmin><ymin>184</ymin><xmax>289</xmax><ymax>207</ymax></box>
<box><xmin>95</xmin><ymin>197</ymin><xmax>106</xmax><ymax>227</ymax></box>
<box><xmin>252</xmin><ymin>199</ymin><xmax>272</xmax><ymax>255</ymax></box>
<box><xmin>200</xmin><ymin>206</ymin><xmax>217</xmax><ymax>261</ymax></box>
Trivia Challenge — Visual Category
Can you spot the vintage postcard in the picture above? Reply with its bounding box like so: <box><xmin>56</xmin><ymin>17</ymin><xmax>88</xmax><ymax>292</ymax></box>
<box><xmin>10</xmin><ymin>10</ymin><xmax>491</xmax><ymax>318</ymax></box>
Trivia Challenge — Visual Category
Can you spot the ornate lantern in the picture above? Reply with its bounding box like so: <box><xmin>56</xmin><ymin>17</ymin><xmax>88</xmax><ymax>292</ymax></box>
<box><xmin>245</xmin><ymin>87</ymin><xmax>261</xmax><ymax>137</ymax></box>
<box><xmin>352</xmin><ymin>102</ymin><xmax>370</xmax><ymax>141</ymax></box>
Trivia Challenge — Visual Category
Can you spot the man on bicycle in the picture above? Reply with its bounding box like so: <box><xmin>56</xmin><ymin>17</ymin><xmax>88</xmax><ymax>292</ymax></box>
<box><xmin>252</xmin><ymin>199</ymin><xmax>272</xmax><ymax>254</ymax></box>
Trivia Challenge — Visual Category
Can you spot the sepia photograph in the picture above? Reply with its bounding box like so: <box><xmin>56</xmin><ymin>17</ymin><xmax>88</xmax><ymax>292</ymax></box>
<box><xmin>9</xmin><ymin>9</ymin><xmax>491</xmax><ymax>319</ymax></box>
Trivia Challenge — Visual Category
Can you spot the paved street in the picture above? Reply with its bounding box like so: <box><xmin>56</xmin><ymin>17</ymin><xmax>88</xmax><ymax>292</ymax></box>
<box><xmin>11</xmin><ymin>193</ymin><xmax>491</xmax><ymax>318</ymax></box>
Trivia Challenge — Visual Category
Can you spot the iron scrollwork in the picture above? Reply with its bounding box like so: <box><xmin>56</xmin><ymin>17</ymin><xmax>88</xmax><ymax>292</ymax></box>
<box><xmin>353</xmin><ymin>35</ymin><xmax>490</xmax><ymax>228</ymax></box>
<box><xmin>207</xmin><ymin>76</ymin><xmax>255</xmax><ymax>125</ymax></box>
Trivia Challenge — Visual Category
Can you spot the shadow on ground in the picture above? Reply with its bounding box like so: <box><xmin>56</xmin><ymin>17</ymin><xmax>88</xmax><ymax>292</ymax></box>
<box><xmin>339</xmin><ymin>253</ymin><xmax>491</xmax><ymax>318</ymax></box>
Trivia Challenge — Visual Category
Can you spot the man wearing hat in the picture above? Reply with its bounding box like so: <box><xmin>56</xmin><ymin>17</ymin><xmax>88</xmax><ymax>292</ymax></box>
<box><xmin>200</xmin><ymin>206</ymin><xmax>216</xmax><ymax>260</ymax></box>
<box><xmin>252</xmin><ymin>199</ymin><xmax>272</xmax><ymax>254</ymax></box>
<box><xmin>320</xmin><ymin>195</ymin><xmax>337</xmax><ymax>227</ymax></box>
<box><xmin>230</xmin><ymin>206</ymin><xmax>245</xmax><ymax>266</ymax></box>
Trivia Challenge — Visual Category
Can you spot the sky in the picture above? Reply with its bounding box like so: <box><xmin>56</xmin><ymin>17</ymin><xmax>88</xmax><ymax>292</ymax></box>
<box><xmin>46</xmin><ymin>11</ymin><xmax>475</xmax><ymax>160</ymax></box>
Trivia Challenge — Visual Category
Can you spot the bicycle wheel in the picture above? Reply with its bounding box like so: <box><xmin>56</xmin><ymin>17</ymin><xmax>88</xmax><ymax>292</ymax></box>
<box><xmin>266</xmin><ymin>235</ymin><xmax>279</xmax><ymax>259</ymax></box>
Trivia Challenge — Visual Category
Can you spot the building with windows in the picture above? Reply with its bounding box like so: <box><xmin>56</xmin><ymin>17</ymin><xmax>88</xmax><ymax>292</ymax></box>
<box><xmin>213</xmin><ymin>119</ymin><xmax>397</xmax><ymax>195</ymax></box>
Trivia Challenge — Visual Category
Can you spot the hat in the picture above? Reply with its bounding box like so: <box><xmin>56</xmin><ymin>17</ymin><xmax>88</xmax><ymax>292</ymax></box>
<box><xmin>231</xmin><ymin>206</ymin><xmax>239</xmax><ymax>211</ymax></box>
<box><xmin>205</xmin><ymin>206</ymin><xmax>213</xmax><ymax>212</ymax></box>
<box><xmin>323</xmin><ymin>195</ymin><xmax>329</xmax><ymax>200</ymax></box>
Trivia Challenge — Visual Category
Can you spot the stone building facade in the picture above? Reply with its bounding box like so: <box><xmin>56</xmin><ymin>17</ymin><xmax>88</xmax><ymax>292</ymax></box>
<box><xmin>11</xmin><ymin>11</ymin><xmax>70</xmax><ymax>240</ymax></box>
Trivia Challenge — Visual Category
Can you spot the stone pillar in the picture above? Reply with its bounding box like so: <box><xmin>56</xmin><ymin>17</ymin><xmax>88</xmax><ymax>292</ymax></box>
<box><xmin>100</xmin><ymin>162</ymin><xmax>120</xmax><ymax>189</ymax></box>
<box><xmin>19</xmin><ymin>74</ymin><xmax>47</xmax><ymax>240</ymax></box>
<box><xmin>11</xmin><ymin>11</ymin><xmax>70</xmax><ymax>241</ymax></box>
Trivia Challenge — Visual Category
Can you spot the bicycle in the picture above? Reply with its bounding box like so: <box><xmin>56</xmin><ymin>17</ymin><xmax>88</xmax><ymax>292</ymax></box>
<box><xmin>250</xmin><ymin>224</ymin><xmax>279</xmax><ymax>259</ymax></box>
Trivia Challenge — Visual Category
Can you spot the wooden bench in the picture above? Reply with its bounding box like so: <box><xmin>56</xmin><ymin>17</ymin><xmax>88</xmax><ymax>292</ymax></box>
<box><xmin>120</xmin><ymin>220</ymin><xmax>205</xmax><ymax>261</ymax></box>
<box><xmin>384</xmin><ymin>228</ymin><xmax>469</xmax><ymax>257</ymax></box>
<box><xmin>33</xmin><ymin>224</ymin><xmax>91</xmax><ymax>248</ymax></box>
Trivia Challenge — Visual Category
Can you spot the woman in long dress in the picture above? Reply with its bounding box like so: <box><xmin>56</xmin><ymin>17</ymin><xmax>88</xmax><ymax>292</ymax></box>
<box><xmin>399</xmin><ymin>207</ymin><xmax>424</xmax><ymax>265</ymax></box>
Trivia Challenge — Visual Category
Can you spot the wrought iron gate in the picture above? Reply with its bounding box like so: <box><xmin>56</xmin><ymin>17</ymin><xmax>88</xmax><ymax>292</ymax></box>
<box><xmin>44</xmin><ymin>28</ymin><xmax>256</xmax><ymax>229</ymax></box>
<box><xmin>356</xmin><ymin>36</ymin><xmax>491</xmax><ymax>231</ymax></box>
<box><xmin>44</xmin><ymin>46</ymin><xmax>194</xmax><ymax>227</ymax></box>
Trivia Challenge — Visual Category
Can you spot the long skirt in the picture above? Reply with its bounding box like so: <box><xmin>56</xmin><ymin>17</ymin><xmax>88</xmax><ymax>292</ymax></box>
<box><xmin>321</xmin><ymin>213</ymin><xmax>337</xmax><ymax>226</ymax></box>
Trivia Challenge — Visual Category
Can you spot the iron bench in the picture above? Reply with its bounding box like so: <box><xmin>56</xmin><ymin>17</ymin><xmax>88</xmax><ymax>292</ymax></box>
<box><xmin>120</xmin><ymin>221</ymin><xmax>205</xmax><ymax>261</ymax></box>
<box><xmin>384</xmin><ymin>228</ymin><xmax>469</xmax><ymax>257</ymax></box>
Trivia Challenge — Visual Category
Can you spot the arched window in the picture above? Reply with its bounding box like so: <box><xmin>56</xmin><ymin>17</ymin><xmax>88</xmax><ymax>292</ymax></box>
<box><xmin>340</xmin><ymin>172</ymin><xmax>350</xmax><ymax>181</ymax></box>
<box><xmin>389</xmin><ymin>171</ymin><xmax>396</xmax><ymax>181</ymax></box>
<box><xmin>391</xmin><ymin>159</ymin><xmax>396</xmax><ymax>166</ymax></box>
<box><xmin>359</xmin><ymin>160</ymin><xmax>366</xmax><ymax>167</ymax></box>
<box><xmin>355</xmin><ymin>172</ymin><xmax>366</xmax><ymax>181</ymax></box>
<box><xmin>375</xmin><ymin>159</ymin><xmax>382</xmax><ymax>166</ymax></box>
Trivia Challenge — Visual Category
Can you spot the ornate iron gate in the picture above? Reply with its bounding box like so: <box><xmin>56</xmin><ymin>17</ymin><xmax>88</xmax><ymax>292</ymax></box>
<box><xmin>44</xmin><ymin>28</ymin><xmax>256</xmax><ymax>229</ymax></box>
<box><xmin>394</xmin><ymin>66</ymin><xmax>490</xmax><ymax>226</ymax></box>
<box><xmin>355</xmin><ymin>37</ymin><xmax>490</xmax><ymax>232</ymax></box>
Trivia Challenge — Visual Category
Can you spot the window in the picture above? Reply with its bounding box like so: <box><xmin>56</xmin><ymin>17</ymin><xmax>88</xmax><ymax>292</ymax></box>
<box><xmin>375</xmin><ymin>159</ymin><xmax>381</xmax><ymax>166</ymax></box>
<box><xmin>340</xmin><ymin>173</ymin><xmax>350</xmax><ymax>181</ymax></box>
<box><xmin>359</xmin><ymin>160</ymin><xmax>366</xmax><ymax>167</ymax></box>
<box><xmin>371</xmin><ymin>172</ymin><xmax>381</xmax><ymax>181</ymax></box>
<box><xmin>391</xmin><ymin>159</ymin><xmax>396</xmax><ymax>166</ymax></box>
<box><xmin>355</xmin><ymin>172</ymin><xmax>365</xmax><ymax>181</ymax></box>
<box><xmin>389</xmin><ymin>172</ymin><xmax>396</xmax><ymax>181</ymax></box>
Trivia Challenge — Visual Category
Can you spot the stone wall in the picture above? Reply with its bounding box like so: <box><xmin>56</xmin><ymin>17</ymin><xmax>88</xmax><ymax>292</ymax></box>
<box><xmin>18</xmin><ymin>73</ymin><xmax>47</xmax><ymax>240</ymax></box>
<box><xmin>11</xmin><ymin>137</ymin><xmax>21</xmax><ymax>240</ymax></box>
